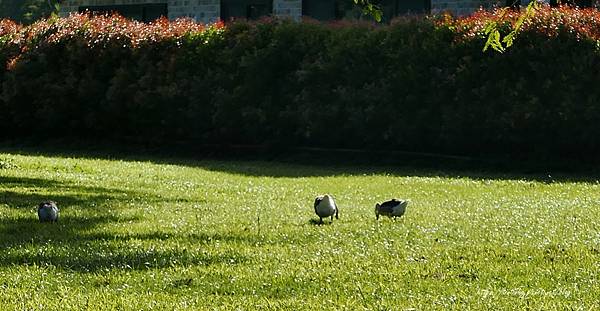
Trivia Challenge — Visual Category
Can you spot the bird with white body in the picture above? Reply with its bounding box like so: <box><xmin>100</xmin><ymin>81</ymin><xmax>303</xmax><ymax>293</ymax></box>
<box><xmin>314</xmin><ymin>194</ymin><xmax>339</xmax><ymax>224</ymax></box>
<box><xmin>38</xmin><ymin>201</ymin><xmax>59</xmax><ymax>223</ymax></box>
<box><xmin>375</xmin><ymin>199</ymin><xmax>407</xmax><ymax>220</ymax></box>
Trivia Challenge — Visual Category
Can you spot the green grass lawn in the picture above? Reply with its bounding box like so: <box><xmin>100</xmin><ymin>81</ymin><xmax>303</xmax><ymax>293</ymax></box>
<box><xmin>1</xmin><ymin>151</ymin><xmax>600</xmax><ymax>310</ymax></box>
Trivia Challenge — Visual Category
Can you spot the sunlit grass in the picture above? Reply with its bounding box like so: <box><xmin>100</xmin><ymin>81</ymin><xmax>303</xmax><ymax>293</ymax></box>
<box><xmin>1</xmin><ymin>151</ymin><xmax>600</xmax><ymax>309</ymax></box>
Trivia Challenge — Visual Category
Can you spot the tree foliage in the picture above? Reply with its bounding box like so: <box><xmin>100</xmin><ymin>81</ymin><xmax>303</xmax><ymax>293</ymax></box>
<box><xmin>483</xmin><ymin>1</ymin><xmax>539</xmax><ymax>52</ymax></box>
<box><xmin>353</xmin><ymin>0</ymin><xmax>383</xmax><ymax>22</ymax></box>
<box><xmin>483</xmin><ymin>0</ymin><xmax>598</xmax><ymax>52</ymax></box>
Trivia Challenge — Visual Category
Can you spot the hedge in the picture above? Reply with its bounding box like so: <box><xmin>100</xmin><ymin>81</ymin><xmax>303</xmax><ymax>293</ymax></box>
<box><xmin>2</xmin><ymin>7</ymin><xmax>600</xmax><ymax>161</ymax></box>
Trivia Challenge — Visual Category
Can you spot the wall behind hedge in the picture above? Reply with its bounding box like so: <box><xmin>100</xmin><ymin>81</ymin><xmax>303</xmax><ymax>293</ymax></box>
<box><xmin>2</xmin><ymin>8</ymin><xmax>600</xmax><ymax>160</ymax></box>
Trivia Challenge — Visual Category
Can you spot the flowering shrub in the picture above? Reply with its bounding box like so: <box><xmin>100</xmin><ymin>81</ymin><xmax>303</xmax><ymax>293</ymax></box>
<box><xmin>455</xmin><ymin>5</ymin><xmax>600</xmax><ymax>42</ymax></box>
<box><xmin>1</xmin><ymin>8</ymin><xmax>600</xmax><ymax>161</ymax></box>
<box><xmin>445</xmin><ymin>5</ymin><xmax>600</xmax><ymax>159</ymax></box>
<box><xmin>0</xmin><ymin>19</ymin><xmax>21</xmax><ymax>36</ymax></box>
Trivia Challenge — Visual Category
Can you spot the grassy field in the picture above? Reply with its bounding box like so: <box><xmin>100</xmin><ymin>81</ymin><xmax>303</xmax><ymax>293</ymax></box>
<box><xmin>1</xmin><ymin>150</ymin><xmax>600</xmax><ymax>310</ymax></box>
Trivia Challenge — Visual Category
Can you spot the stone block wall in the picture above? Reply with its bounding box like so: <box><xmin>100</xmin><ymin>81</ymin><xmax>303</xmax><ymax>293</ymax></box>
<box><xmin>60</xmin><ymin>0</ymin><xmax>167</xmax><ymax>17</ymax></box>
<box><xmin>61</xmin><ymin>0</ymin><xmax>309</xmax><ymax>24</ymax></box>
<box><xmin>60</xmin><ymin>0</ymin><xmax>219</xmax><ymax>24</ymax></box>
<box><xmin>431</xmin><ymin>0</ymin><xmax>502</xmax><ymax>15</ymax></box>
<box><xmin>61</xmin><ymin>0</ymin><xmax>540</xmax><ymax>24</ymax></box>
<box><xmin>272</xmin><ymin>0</ymin><xmax>302</xmax><ymax>20</ymax></box>
<box><xmin>167</xmin><ymin>0</ymin><xmax>220</xmax><ymax>23</ymax></box>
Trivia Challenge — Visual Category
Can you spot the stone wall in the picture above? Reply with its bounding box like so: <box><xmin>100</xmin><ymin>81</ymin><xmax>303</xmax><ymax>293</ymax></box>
<box><xmin>61</xmin><ymin>0</ymin><xmax>535</xmax><ymax>23</ymax></box>
<box><xmin>60</xmin><ymin>0</ymin><xmax>167</xmax><ymax>17</ymax></box>
<box><xmin>60</xmin><ymin>0</ymin><xmax>220</xmax><ymax>24</ymax></box>
<box><xmin>61</xmin><ymin>0</ymin><xmax>320</xmax><ymax>23</ymax></box>
<box><xmin>431</xmin><ymin>0</ymin><xmax>502</xmax><ymax>15</ymax></box>
<box><xmin>167</xmin><ymin>0</ymin><xmax>220</xmax><ymax>23</ymax></box>
<box><xmin>272</xmin><ymin>0</ymin><xmax>302</xmax><ymax>20</ymax></box>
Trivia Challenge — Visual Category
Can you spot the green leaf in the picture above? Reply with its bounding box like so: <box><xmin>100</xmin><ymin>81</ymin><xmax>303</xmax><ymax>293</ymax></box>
<box><xmin>483</xmin><ymin>1</ymin><xmax>539</xmax><ymax>53</ymax></box>
<box><xmin>353</xmin><ymin>0</ymin><xmax>383</xmax><ymax>22</ymax></box>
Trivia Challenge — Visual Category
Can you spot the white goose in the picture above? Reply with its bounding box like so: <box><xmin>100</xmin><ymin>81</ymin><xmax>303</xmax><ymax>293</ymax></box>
<box><xmin>38</xmin><ymin>201</ymin><xmax>59</xmax><ymax>223</ymax></box>
<box><xmin>375</xmin><ymin>199</ymin><xmax>407</xmax><ymax>220</ymax></box>
<box><xmin>314</xmin><ymin>194</ymin><xmax>339</xmax><ymax>224</ymax></box>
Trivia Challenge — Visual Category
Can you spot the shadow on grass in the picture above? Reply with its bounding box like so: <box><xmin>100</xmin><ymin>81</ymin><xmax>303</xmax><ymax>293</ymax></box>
<box><xmin>0</xmin><ymin>190</ymin><xmax>125</xmax><ymax>210</ymax></box>
<box><xmin>0</xmin><ymin>176</ymin><xmax>143</xmax><ymax>209</ymax></box>
<box><xmin>0</xmin><ymin>216</ymin><xmax>248</xmax><ymax>272</ymax></box>
<box><xmin>0</xmin><ymin>215</ymin><xmax>139</xmax><ymax>247</ymax></box>
<box><xmin>307</xmin><ymin>219</ymin><xmax>336</xmax><ymax>226</ymax></box>
<box><xmin>1</xmin><ymin>245</ymin><xmax>246</xmax><ymax>272</ymax></box>
<box><xmin>2</xmin><ymin>144</ymin><xmax>600</xmax><ymax>182</ymax></box>
<box><xmin>0</xmin><ymin>176</ymin><xmax>133</xmax><ymax>194</ymax></box>
<box><xmin>0</xmin><ymin>175</ymin><xmax>251</xmax><ymax>272</ymax></box>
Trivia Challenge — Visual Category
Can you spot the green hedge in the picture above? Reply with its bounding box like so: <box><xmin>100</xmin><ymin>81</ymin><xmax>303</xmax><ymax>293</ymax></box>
<box><xmin>2</xmin><ymin>8</ymin><xmax>600</xmax><ymax>160</ymax></box>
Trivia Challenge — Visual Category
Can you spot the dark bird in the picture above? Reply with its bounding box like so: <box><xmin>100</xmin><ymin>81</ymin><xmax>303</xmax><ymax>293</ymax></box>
<box><xmin>314</xmin><ymin>194</ymin><xmax>339</xmax><ymax>224</ymax></box>
<box><xmin>38</xmin><ymin>201</ymin><xmax>59</xmax><ymax>222</ymax></box>
<box><xmin>375</xmin><ymin>199</ymin><xmax>407</xmax><ymax>220</ymax></box>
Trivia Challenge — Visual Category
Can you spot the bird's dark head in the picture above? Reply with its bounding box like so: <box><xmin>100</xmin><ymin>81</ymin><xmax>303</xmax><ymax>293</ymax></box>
<box><xmin>39</xmin><ymin>201</ymin><xmax>56</xmax><ymax>209</ymax></box>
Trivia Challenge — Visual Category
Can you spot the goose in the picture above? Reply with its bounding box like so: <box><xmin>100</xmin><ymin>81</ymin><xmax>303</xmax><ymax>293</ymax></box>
<box><xmin>314</xmin><ymin>194</ymin><xmax>339</xmax><ymax>224</ymax></box>
<box><xmin>375</xmin><ymin>199</ymin><xmax>407</xmax><ymax>220</ymax></box>
<box><xmin>38</xmin><ymin>201</ymin><xmax>59</xmax><ymax>223</ymax></box>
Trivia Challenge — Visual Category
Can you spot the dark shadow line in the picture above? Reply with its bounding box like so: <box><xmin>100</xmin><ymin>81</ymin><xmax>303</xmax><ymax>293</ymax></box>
<box><xmin>1</xmin><ymin>144</ymin><xmax>600</xmax><ymax>182</ymax></box>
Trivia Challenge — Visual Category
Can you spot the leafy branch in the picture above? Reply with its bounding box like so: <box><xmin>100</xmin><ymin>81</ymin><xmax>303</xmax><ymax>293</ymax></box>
<box><xmin>353</xmin><ymin>0</ymin><xmax>383</xmax><ymax>22</ymax></box>
<box><xmin>483</xmin><ymin>0</ymin><xmax>539</xmax><ymax>52</ymax></box>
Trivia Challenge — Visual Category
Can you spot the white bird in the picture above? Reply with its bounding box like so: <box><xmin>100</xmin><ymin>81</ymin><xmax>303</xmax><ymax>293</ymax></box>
<box><xmin>314</xmin><ymin>194</ymin><xmax>339</xmax><ymax>224</ymax></box>
<box><xmin>38</xmin><ymin>201</ymin><xmax>59</xmax><ymax>223</ymax></box>
<box><xmin>375</xmin><ymin>199</ymin><xmax>407</xmax><ymax>220</ymax></box>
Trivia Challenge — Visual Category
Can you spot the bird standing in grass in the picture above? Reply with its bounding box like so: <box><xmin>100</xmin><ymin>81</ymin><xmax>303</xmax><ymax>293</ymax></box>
<box><xmin>38</xmin><ymin>201</ymin><xmax>59</xmax><ymax>223</ymax></box>
<box><xmin>375</xmin><ymin>199</ymin><xmax>407</xmax><ymax>220</ymax></box>
<box><xmin>314</xmin><ymin>194</ymin><xmax>339</xmax><ymax>224</ymax></box>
